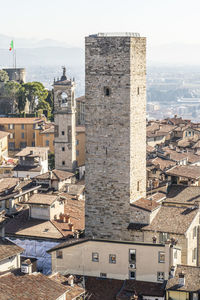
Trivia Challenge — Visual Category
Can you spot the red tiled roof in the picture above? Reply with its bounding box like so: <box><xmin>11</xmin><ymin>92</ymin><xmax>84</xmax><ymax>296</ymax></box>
<box><xmin>0</xmin><ymin>272</ymin><xmax>67</xmax><ymax>300</ymax></box>
<box><xmin>0</xmin><ymin>117</ymin><xmax>44</xmax><ymax>124</ymax></box>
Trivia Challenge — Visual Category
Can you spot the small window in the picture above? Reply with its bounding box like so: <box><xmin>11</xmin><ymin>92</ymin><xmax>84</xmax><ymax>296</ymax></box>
<box><xmin>33</xmin><ymin>133</ymin><xmax>35</xmax><ymax>138</ymax></box>
<box><xmin>137</xmin><ymin>181</ymin><xmax>140</xmax><ymax>192</ymax></box>
<box><xmin>129</xmin><ymin>270</ymin><xmax>136</xmax><ymax>280</ymax></box>
<box><xmin>62</xmin><ymin>147</ymin><xmax>65</xmax><ymax>152</ymax></box>
<box><xmin>158</xmin><ymin>251</ymin><xmax>165</xmax><ymax>263</ymax></box>
<box><xmin>129</xmin><ymin>249</ymin><xmax>136</xmax><ymax>264</ymax></box>
<box><xmin>46</xmin><ymin>140</ymin><xmax>49</xmax><ymax>146</ymax></box>
<box><xmin>33</xmin><ymin>124</ymin><xmax>36</xmax><ymax>129</ymax></box>
<box><xmin>159</xmin><ymin>232</ymin><xmax>169</xmax><ymax>243</ymax></box>
<box><xmin>62</xmin><ymin>131</ymin><xmax>65</xmax><ymax>136</ymax></box>
<box><xmin>157</xmin><ymin>272</ymin><xmax>164</xmax><ymax>282</ymax></box>
<box><xmin>193</xmin><ymin>248</ymin><xmax>197</xmax><ymax>261</ymax></box>
<box><xmin>189</xmin><ymin>131</ymin><xmax>191</xmax><ymax>136</ymax></box>
<box><xmin>193</xmin><ymin>226</ymin><xmax>197</xmax><ymax>238</ymax></box>
<box><xmin>100</xmin><ymin>273</ymin><xmax>107</xmax><ymax>278</ymax></box>
<box><xmin>104</xmin><ymin>87</ymin><xmax>110</xmax><ymax>96</ymax></box>
<box><xmin>21</xmin><ymin>124</ymin><xmax>24</xmax><ymax>129</ymax></box>
<box><xmin>76</xmin><ymin>150</ymin><xmax>79</xmax><ymax>156</ymax></box>
<box><xmin>9</xmin><ymin>133</ymin><xmax>14</xmax><ymax>139</ymax></box>
<box><xmin>46</xmin><ymin>133</ymin><xmax>49</xmax><ymax>137</ymax></box>
<box><xmin>32</xmin><ymin>142</ymin><xmax>35</xmax><ymax>147</ymax></box>
<box><xmin>193</xmin><ymin>293</ymin><xmax>198</xmax><ymax>300</ymax></box>
<box><xmin>92</xmin><ymin>252</ymin><xmax>99</xmax><ymax>262</ymax></box>
<box><xmin>62</xmin><ymin>161</ymin><xmax>65</xmax><ymax>166</ymax></box>
<box><xmin>109</xmin><ymin>254</ymin><xmax>116</xmax><ymax>264</ymax></box>
<box><xmin>9</xmin><ymin>124</ymin><xmax>14</xmax><ymax>129</ymax></box>
<box><xmin>76</xmin><ymin>140</ymin><xmax>79</xmax><ymax>145</ymax></box>
<box><xmin>185</xmin><ymin>132</ymin><xmax>187</xmax><ymax>137</ymax></box>
<box><xmin>21</xmin><ymin>132</ymin><xmax>25</xmax><ymax>139</ymax></box>
<box><xmin>56</xmin><ymin>250</ymin><xmax>63</xmax><ymax>259</ymax></box>
<box><xmin>137</xmin><ymin>87</ymin><xmax>140</xmax><ymax>95</ymax></box>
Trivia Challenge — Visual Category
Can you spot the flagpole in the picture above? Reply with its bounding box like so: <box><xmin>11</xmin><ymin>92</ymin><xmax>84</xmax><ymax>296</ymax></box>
<box><xmin>13</xmin><ymin>39</ymin><xmax>15</xmax><ymax>68</ymax></box>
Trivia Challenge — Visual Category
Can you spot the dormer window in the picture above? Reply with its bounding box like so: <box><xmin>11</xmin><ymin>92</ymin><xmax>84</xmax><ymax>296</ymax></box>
<box><xmin>104</xmin><ymin>87</ymin><xmax>110</xmax><ymax>96</ymax></box>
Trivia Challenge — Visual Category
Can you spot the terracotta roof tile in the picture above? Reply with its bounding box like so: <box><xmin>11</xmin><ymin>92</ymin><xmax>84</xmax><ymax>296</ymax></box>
<box><xmin>165</xmin><ymin>184</ymin><xmax>200</xmax><ymax>204</ymax></box>
<box><xmin>35</xmin><ymin>169</ymin><xmax>74</xmax><ymax>181</ymax></box>
<box><xmin>143</xmin><ymin>205</ymin><xmax>199</xmax><ymax>234</ymax></box>
<box><xmin>0</xmin><ymin>272</ymin><xmax>67</xmax><ymax>300</ymax></box>
<box><xmin>0</xmin><ymin>238</ymin><xmax>23</xmax><ymax>261</ymax></box>
<box><xmin>0</xmin><ymin>117</ymin><xmax>44</xmax><ymax>124</ymax></box>
<box><xmin>27</xmin><ymin>194</ymin><xmax>59</xmax><ymax>206</ymax></box>
<box><xmin>166</xmin><ymin>265</ymin><xmax>200</xmax><ymax>291</ymax></box>
<box><xmin>131</xmin><ymin>193</ymin><xmax>165</xmax><ymax>212</ymax></box>
<box><xmin>166</xmin><ymin>165</ymin><xmax>200</xmax><ymax>179</ymax></box>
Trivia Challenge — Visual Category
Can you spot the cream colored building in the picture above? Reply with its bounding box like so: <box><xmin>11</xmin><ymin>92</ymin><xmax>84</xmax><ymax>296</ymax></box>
<box><xmin>26</xmin><ymin>194</ymin><xmax>65</xmax><ymax>220</ymax></box>
<box><xmin>0</xmin><ymin>131</ymin><xmax>9</xmax><ymax>162</ymax></box>
<box><xmin>0</xmin><ymin>238</ymin><xmax>23</xmax><ymax>272</ymax></box>
<box><xmin>48</xmin><ymin>239</ymin><xmax>181</xmax><ymax>283</ymax></box>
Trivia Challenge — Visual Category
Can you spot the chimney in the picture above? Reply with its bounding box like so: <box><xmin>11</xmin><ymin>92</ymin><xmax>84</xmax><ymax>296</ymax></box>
<box><xmin>66</xmin><ymin>215</ymin><xmax>71</xmax><ymax>224</ymax></box>
<box><xmin>21</xmin><ymin>259</ymin><xmax>32</xmax><ymax>274</ymax></box>
<box><xmin>68</xmin><ymin>275</ymin><xmax>74</xmax><ymax>287</ymax></box>
<box><xmin>152</xmin><ymin>236</ymin><xmax>157</xmax><ymax>244</ymax></box>
<box><xmin>178</xmin><ymin>272</ymin><xmax>185</xmax><ymax>286</ymax></box>
<box><xmin>69</xmin><ymin>223</ymin><xmax>74</xmax><ymax>232</ymax></box>
<box><xmin>30</xmin><ymin>150</ymin><xmax>33</xmax><ymax>155</ymax></box>
<box><xmin>50</xmin><ymin>171</ymin><xmax>53</xmax><ymax>179</ymax></box>
<box><xmin>74</xmin><ymin>231</ymin><xmax>80</xmax><ymax>239</ymax></box>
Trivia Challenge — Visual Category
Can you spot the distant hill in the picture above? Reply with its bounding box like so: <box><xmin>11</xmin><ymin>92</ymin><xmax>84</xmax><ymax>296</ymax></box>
<box><xmin>0</xmin><ymin>46</ymin><xmax>84</xmax><ymax>68</ymax></box>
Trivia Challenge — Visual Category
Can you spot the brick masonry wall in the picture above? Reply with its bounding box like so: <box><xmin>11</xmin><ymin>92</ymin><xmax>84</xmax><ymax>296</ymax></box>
<box><xmin>85</xmin><ymin>35</ymin><xmax>146</xmax><ymax>240</ymax></box>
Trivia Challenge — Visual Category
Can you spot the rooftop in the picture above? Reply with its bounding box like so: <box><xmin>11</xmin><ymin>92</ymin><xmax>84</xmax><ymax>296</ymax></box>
<box><xmin>0</xmin><ymin>272</ymin><xmax>67</xmax><ymax>300</ymax></box>
<box><xmin>35</xmin><ymin>169</ymin><xmax>74</xmax><ymax>181</ymax></box>
<box><xmin>166</xmin><ymin>265</ymin><xmax>200</xmax><ymax>292</ymax></box>
<box><xmin>89</xmin><ymin>32</ymin><xmax>140</xmax><ymax>37</ymax></box>
<box><xmin>117</xmin><ymin>279</ymin><xmax>165</xmax><ymax>299</ymax></box>
<box><xmin>0</xmin><ymin>238</ymin><xmax>23</xmax><ymax>262</ymax></box>
<box><xmin>166</xmin><ymin>165</ymin><xmax>200</xmax><ymax>179</ymax></box>
<box><xmin>165</xmin><ymin>184</ymin><xmax>200</xmax><ymax>205</ymax></box>
<box><xmin>143</xmin><ymin>205</ymin><xmax>199</xmax><ymax>234</ymax></box>
<box><xmin>0</xmin><ymin>117</ymin><xmax>44</xmax><ymax>124</ymax></box>
<box><xmin>16</xmin><ymin>147</ymin><xmax>49</xmax><ymax>157</ymax></box>
<box><xmin>0</xmin><ymin>177</ymin><xmax>19</xmax><ymax>194</ymax></box>
<box><xmin>131</xmin><ymin>192</ymin><xmax>165</xmax><ymax>212</ymax></box>
<box><xmin>26</xmin><ymin>194</ymin><xmax>59</xmax><ymax>206</ymax></box>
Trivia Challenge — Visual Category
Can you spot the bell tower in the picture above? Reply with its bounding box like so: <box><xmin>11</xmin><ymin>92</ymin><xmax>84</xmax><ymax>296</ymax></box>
<box><xmin>53</xmin><ymin>67</ymin><xmax>76</xmax><ymax>172</ymax></box>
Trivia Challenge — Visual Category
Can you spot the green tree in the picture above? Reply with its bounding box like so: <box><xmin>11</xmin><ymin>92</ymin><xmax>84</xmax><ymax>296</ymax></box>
<box><xmin>48</xmin><ymin>153</ymin><xmax>55</xmax><ymax>170</ymax></box>
<box><xmin>22</xmin><ymin>82</ymin><xmax>48</xmax><ymax>113</ymax></box>
<box><xmin>0</xmin><ymin>70</ymin><xmax>9</xmax><ymax>83</ymax></box>
<box><xmin>37</xmin><ymin>99</ymin><xmax>51</xmax><ymax>118</ymax></box>
<box><xmin>3</xmin><ymin>81</ymin><xmax>21</xmax><ymax>113</ymax></box>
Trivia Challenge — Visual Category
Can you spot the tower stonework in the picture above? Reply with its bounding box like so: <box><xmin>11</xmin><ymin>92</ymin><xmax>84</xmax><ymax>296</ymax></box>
<box><xmin>54</xmin><ymin>68</ymin><xmax>76</xmax><ymax>172</ymax></box>
<box><xmin>85</xmin><ymin>33</ymin><xmax>146</xmax><ymax>240</ymax></box>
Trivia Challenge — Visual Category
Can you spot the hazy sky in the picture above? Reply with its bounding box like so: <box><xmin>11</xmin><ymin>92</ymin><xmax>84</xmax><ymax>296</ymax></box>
<box><xmin>1</xmin><ymin>0</ymin><xmax>200</xmax><ymax>47</ymax></box>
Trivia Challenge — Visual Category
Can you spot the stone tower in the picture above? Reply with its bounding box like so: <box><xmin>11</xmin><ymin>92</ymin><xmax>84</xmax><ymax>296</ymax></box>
<box><xmin>85</xmin><ymin>33</ymin><xmax>146</xmax><ymax>240</ymax></box>
<box><xmin>54</xmin><ymin>67</ymin><xmax>76</xmax><ymax>172</ymax></box>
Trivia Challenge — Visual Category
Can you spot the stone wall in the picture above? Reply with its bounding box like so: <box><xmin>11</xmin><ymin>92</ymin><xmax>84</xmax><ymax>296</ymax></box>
<box><xmin>54</xmin><ymin>82</ymin><xmax>76</xmax><ymax>172</ymax></box>
<box><xmin>85</xmin><ymin>34</ymin><xmax>146</xmax><ymax>240</ymax></box>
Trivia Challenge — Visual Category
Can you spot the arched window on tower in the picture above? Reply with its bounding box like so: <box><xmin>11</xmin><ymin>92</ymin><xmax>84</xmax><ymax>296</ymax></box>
<box><xmin>60</xmin><ymin>92</ymin><xmax>68</xmax><ymax>107</ymax></box>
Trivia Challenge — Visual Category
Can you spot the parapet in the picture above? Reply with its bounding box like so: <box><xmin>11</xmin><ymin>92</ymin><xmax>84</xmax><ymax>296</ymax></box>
<box><xmin>89</xmin><ymin>32</ymin><xmax>140</xmax><ymax>37</ymax></box>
